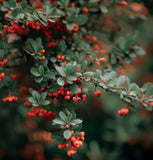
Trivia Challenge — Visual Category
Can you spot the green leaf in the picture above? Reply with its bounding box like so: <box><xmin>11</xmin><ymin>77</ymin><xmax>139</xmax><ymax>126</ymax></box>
<box><xmin>31</xmin><ymin>67</ymin><xmax>41</xmax><ymax>76</ymax></box>
<box><xmin>67</xmin><ymin>76</ymin><xmax>77</xmax><ymax>81</ymax></box>
<box><xmin>90</xmin><ymin>0</ymin><xmax>100</xmax><ymax>2</ymax></box>
<box><xmin>67</xmin><ymin>113</ymin><xmax>73</xmax><ymax>122</ymax></box>
<box><xmin>55</xmin><ymin>66</ymin><xmax>66</xmax><ymax>77</ymax></box>
<box><xmin>20</xmin><ymin>0</ymin><xmax>28</xmax><ymax>9</ymax></box>
<box><xmin>28</xmin><ymin>97</ymin><xmax>37</xmax><ymax>104</ymax></box>
<box><xmin>43</xmin><ymin>71</ymin><xmax>55</xmax><ymax>79</ymax></box>
<box><xmin>1</xmin><ymin>6</ymin><xmax>9</xmax><ymax>12</ymax></box>
<box><xmin>145</xmin><ymin>105</ymin><xmax>153</xmax><ymax>111</ymax></box>
<box><xmin>133</xmin><ymin>46</ymin><xmax>146</xmax><ymax>57</ymax></box>
<box><xmin>0</xmin><ymin>40</ymin><xmax>8</xmax><ymax>59</ymax></box>
<box><xmin>58</xmin><ymin>40</ymin><xmax>67</xmax><ymax>52</ymax></box>
<box><xmin>70</xmin><ymin>119</ymin><xmax>82</xmax><ymax>125</ymax></box>
<box><xmin>39</xmin><ymin>66</ymin><xmax>44</xmax><ymax>73</ymax></box>
<box><xmin>40</xmin><ymin>14</ymin><xmax>47</xmax><ymax>21</ymax></box>
<box><xmin>73</xmin><ymin>132</ymin><xmax>82</xmax><ymax>137</ymax></box>
<box><xmin>70</xmin><ymin>84</ymin><xmax>79</xmax><ymax>93</ymax></box>
<box><xmin>84</xmin><ymin>72</ymin><xmax>94</xmax><ymax>77</ymax></box>
<box><xmin>143</xmin><ymin>83</ymin><xmax>153</xmax><ymax>90</ymax></box>
<box><xmin>57</xmin><ymin>77</ymin><xmax>65</xmax><ymax>86</ymax></box>
<box><xmin>73</xmin><ymin>33</ymin><xmax>79</xmax><ymax>43</ymax></box>
<box><xmin>9</xmin><ymin>0</ymin><xmax>16</xmax><ymax>7</ymax></box>
<box><xmin>59</xmin><ymin>111</ymin><xmax>67</xmax><ymax>122</ymax></box>
<box><xmin>40</xmin><ymin>100</ymin><xmax>50</xmax><ymax>105</ymax></box>
<box><xmin>91</xmin><ymin>50</ymin><xmax>99</xmax><ymax>59</ymax></box>
<box><xmin>128</xmin><ymin>83</ymin><xmax>139</xmax><ymax>94</ymax></box>
<box><xmin>66</xmin><ymin>23</ymin><xmax>74</xmax><ymax>30</ymax></box>
<box><xmin>35</xmin><ymin>76</ymin><xmax>43</xmax><ymax>83</ymax></box>
<box><xmin>81</xmin><ymin>60</ymin><xmax>87</xmax><ymax>72</ymax></box>
<box><xmin>145</xmin><ymin>85</ymin><xmax>153</xmax><ymax>97</ymax></box>
<box><xmin>41</xmin><ymin>92</ymin><xmax>47</xmax><ymax>100</ymax></box>
<box><xmin>63</xmin><ymin>130</ymin><xmax>72</xmax><ymax>139</ymax></box>
<box><xmin>124</xmin><ymin>57</ymin><xmax>131</xmax><ymax>64</ymax></box>
<box><xmin>12</xmin><ymin>7</ymin><xmax>22</xmax><ymax>17</ymax></box>
<box><xmin>32</xmin><ymin>90</ymin><xmax>40</xmax><ymax>101</ymax></box>
<box><xmin>116</xmin><ymin>76</ymin><xmax>127</xmax><ymax>87</ymax></box>
<box><xmin>49</xmin><ymin>84</ymin><xmax>61</xmax><ymax>93</ymax></box>
<box><xmin>100</xmin><ymin>3</ymin><xmax>108</xmax><ymax>13</ymax></box>
<box><xmin>53</xmin><ymin>118</ymin><xmax>66</xmax><ymax>125</ymax></box>
<box><xmin>25</xmin><ymin>38</ymin><xmax>37</xmax><ymax>52</ymax></box>
<box><xmin>39</xmin><ymin>18</ymin><xmax>48</xmax><ymax>26</ymax></box>
<box><xmin>73</xmin><ymin>14</ymin><xmax>88</xmax><ymax>25</ymax></box>
<box><xmin>109</xmin><ymin>71</ymin><xmax>118</xmax><ymax>79</ymax></box>
<box><xmin>3</xmin><ymin>1</ymin><xmax>11</xmax><ymax>8</ymax></box>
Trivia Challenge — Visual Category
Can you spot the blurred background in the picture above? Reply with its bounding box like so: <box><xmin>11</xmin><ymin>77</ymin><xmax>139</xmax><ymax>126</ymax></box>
<box><xmin>1</xmin><ymin>0</ymin><xmax>153</xmax><ymax>160</ymax></box>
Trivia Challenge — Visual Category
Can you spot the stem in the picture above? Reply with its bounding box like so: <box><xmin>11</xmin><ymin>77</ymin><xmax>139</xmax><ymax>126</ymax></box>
<box><xmin>81</xmin><ymin>76</ymin><xmax>149</xmax><ymax>108</ymax></box>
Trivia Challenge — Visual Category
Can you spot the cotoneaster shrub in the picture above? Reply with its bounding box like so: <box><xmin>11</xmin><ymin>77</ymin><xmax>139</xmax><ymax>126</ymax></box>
<box><xmin>0</xmin><ymin>0</ymin><xmax>153</xmax><ymax>157</ymax></box>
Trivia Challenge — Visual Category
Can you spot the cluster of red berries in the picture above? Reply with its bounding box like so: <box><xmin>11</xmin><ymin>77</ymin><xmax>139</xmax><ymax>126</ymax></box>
<box><xmin>73</xmin><ymin>95</ymin><xmax>87</xmax><ymax>102</ymax></box>
<box><xmin>0</xmin><ymin>59</ymin><xmax>8</xmax><ymax>66</ymax></box>
<box><xmin>27</xmin><ymin>107</ymin><xmax>56</xmax><ymax>120</ymax></box>
<box><xmin>39</xmin><ymin>51</ymin><xmax>46</xmax><ymax>60</ymax></box>
<box><xmin>47</xmin><ymin>39</ymin><xmax>59</xmax><ymax>48</ymax></box>
<box><xmin>41</xmin><ymin>21</ymin><xmax>65</xmax><ymax>38</ymax></box>
<box><xmin>117</xmin><ymin>108</ymin><xmax>130</xmax><ymax>116</ymax></box>
<box><xmin>85</xmin><ymin>35</ymin><xmax>98</xmax><ymax>43</ymax></box>
<box><xmin>27</xmin><ymin>21</ymin><xmax>40</xmax><ymax>30</ymax></box>
<box><xmin>47</xmin><ymin>86</ymin><xmax>87</xmax><ymax>102</ymax></box>
<box><xmin>3</xmin><ymin>96</ymin><xmax>18</xmax><ymax>102</ymax></box>
<box><xmin>56</xmin><ymin>55</ymin><xmax>65</xmax><ymax>60</ymax></box>
<box><xmin>94</xmin><ymin>90</ymin><xmax>102</xmax><ymax>96</ymax></box>
<box><xmin>94</xmin><ymin>57</ymin><xmax>107</xmax><ymax>66</ymax></box>
<box><xmin>0</xmin><ymin>72</ymin><xmax>5</xmax><ymax>81</ymax></box>
<box><xmin>58</xmin><ymin>131</ymin><xmax>85</xmax><ymax>156</ymax></box>
<box><xmin>3</xmin><ymin>22</ymin><xmax>29</xmax><ymax>35</ymax></box>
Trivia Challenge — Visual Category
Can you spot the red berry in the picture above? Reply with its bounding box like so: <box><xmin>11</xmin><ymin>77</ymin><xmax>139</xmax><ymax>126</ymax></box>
<box><xmin>99</xmin><ymin>57</ymin><xmax>106</xmax><ymax>62</ymax></box>
<box><xmin>94</xmin><ymin>91</ymin><xmax>101</xmax><ymax>96</ymax></box>
<box><xmin>58</xmin><ymin>144</ymin><xmax>63</xmax><ymax>149</ymax></box>
<box><xmin>0</xmin><ymin>61</ymin><xmax>4</xmax><ymax>66</ymax></box>
<box><xmin>118</xmin><ymin>110</ymin><xmax>122</xmax><ymax>116</ymax></box>
<box><xmin>149</xmin><ymin>101</ymin><xmax>153</xmax><ymax>107</ymax></box>
<box><xmin>40</xmin><ymin>50</ymin><xmax>45</xmax><ymax>54</ymax></box>
<box><xmin>63</xmin><ymin>143</ymin><xmax>69</xmax><ymax>148</ymax></box>
<box><xmin>120</xmin><ymin>1</ymin><xmax>127</xmax><ymax>6</ymax></box>
<box><xmin>83</xmin><ymin>8</ymin><xmax>89</xmax><ymax>14</ymax></box>
<box><xmin>72</xmin><ymin>140</ymin><xmax>80</xmax><ymax>148</ymax></box>
<box><xmin>56</xmin><ymin>55</ymin><xmax>61</xmax><ymax>60</ymax></box>
<box><xmin>70</xmin><ymin>136</ymin><xmax>76</xmax><ymax>142</ymax></box>
<box><xmin>72</xmin><ymin>23</ymin><xmax>79</xmax><ymax>32</ymax></box>
<box><xmin>80</xmin><ymin>132</ymin><xmax>85</xmax><ymax>137</ymax></box>
<box><xmin>40</xmin><ymin>56</ymin><xmax>45</xmax><ymax>60</ymax></box>
<box><xmin>3</xmin><ymin>59</ymin><xmax>8</xmax><ymax>64</ymax></box>
<box><xmin>64</xmin><ymin>95</ymin><xmax>71</xmax><ymax>100</ymax></box>
<box><xmin>82</xmin><ymin>95</ymin><xmax>87</xmax><ymax>102</ymax></box>
<box><xmin>61</xmin><ymin>56</ymin><xmax>65</xmax><ymax>60</ymax></box>
<box><xmin>1</xmin><ymin>72</ymin><xmax>5</xmax><ymax>78</ymax></box>
<box><xmin>94</xmin><ymin>61</ymin><xmax>100</xmax><ymax>66</ymax></box>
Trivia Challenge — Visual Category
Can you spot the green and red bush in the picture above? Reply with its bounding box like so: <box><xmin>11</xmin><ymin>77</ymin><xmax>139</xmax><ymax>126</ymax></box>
<box><xmin>0</xmin><ymin>0</ymin><xmax>153</xmax><ymax>159</ymax></box>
